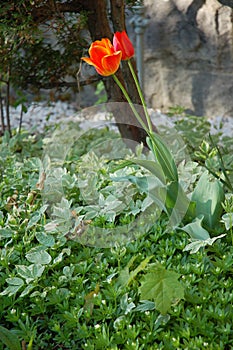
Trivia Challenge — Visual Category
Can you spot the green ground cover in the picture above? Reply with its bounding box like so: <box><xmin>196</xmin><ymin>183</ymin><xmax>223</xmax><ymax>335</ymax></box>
<box><xmin>0</xmin><ymin>114</ymin><xmax>232</xmax><ymax>349</ymax></box>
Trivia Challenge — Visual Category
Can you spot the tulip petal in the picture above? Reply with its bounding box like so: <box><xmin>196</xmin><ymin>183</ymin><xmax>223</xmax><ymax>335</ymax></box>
<box><xmin>113</xmin><ymin>33</ymin><xmax>121</xmax><ymax>51</ymax></box>
<box><xmin>88</xmin><ymin>38</ymin><xmax>115</xmax><ymax>71</ymax></box>
<box><xmin>91</xmin><ymin>38</ymin><xmax>114</xmax><ymax>56</ymax></box>
<box><xmin>81</xmin><ymin>57</ymin><xmax>104</xmax><ymax>76</ymax></box>
<box><xmin>100</xmin><ymin>38</ymin><xmax>115</xmax><ymax>53</ymax></box>
<box><xmin>81</xmin><ymin>38</ymin><xmax>121</xmax><ymax>76</ymax></box>
<box><xmin>101</xmin><ymin>51</ymin><xmax>122</xmax><ymax>76</ymax></box>
<box><xmin>81</xmin><ymin>57</ymin><xmax>95</xmax><ymax>65</ymax></box>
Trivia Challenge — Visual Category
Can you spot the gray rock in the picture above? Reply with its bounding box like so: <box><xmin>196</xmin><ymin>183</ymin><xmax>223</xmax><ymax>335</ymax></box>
<box><xmin>143</xmin><ymin>0</ymin><xmax>233</xmax><ymax>117</ymax></box>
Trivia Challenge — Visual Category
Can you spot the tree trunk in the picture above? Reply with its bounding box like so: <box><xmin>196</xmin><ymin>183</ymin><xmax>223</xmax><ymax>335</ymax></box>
<box><xmin>31</xmin><ymin>0</ymin><xmax>156</xmax><ymax>145</ymax></box>
<box><xmin>84</xmin><ymin>0</ymin><xmax>154</xmax><ymax>146</ymax></box>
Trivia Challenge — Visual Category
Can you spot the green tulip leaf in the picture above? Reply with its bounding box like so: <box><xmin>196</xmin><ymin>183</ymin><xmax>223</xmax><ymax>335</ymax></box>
<box><xmin>147</xmin><ymin>133</ymin><xmax>178</xmax><ymax>183</ymax></box>
<box><xmin>191</xmin><ymin>171</ymin><xmax>225</xmax><ymax>229</ymax></box>
<box><xmin>130</xmin><ymin>158</ymin><xmax>166</xmax><ymax>184</ymax></box>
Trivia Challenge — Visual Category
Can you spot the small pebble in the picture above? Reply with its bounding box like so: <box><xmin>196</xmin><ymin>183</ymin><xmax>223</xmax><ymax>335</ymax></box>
<box><xmin>2</xmin><ymin>101</ymin><xmax>233</xmax><ymax>137</ymax></box>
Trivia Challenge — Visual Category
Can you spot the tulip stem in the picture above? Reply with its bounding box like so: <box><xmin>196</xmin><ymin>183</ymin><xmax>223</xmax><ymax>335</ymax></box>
<box><xmin>128</xmin><ymin>60</ymin><xmax>153</xmax><ymax>133</ymax></box>
<box><xmin>113</xmin><ymin>74</ymin><xmax>149</xmax><ymax>134</ymax></box>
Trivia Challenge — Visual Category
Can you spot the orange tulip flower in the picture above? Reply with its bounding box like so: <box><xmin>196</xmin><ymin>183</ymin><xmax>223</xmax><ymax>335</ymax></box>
<box><xmin>81</xmin><ymin>38</ymin><xmax>122</xmax><ymax>76</ymax></box>
<box><xmin>113</xmin><ymin>31</ymin><xmax>134</xmax><ymax>60</ymax></box>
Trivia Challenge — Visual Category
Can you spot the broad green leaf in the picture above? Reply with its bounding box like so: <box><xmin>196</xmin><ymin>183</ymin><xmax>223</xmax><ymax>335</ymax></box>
<box><xmin>0</xmin><ymin>326</ymin><xmax>21</xmax><ymax>350</ymax></box>
<box><xmin>191</xmin><ymin>171</ymin><xmax>225</xmax><ymax>229</ymax></box>
<box><xmin>26</xmin><ymin>247</ymin><xmax>51</xmax><ymax>264</ymax></box>
<box><xmin>166</xmin><ymin>181</ymin><xmax>195</xmax><ymax>227</ymax></box>
<box><xmin>111</xmin><ymin>174</ymin><xmax>149</xmax><ymax>192</ymax></box>
<box><xmin>139</xmin><ymin>264</ymin><xmax>184</xmax><ymax>315</ymax></box>
<box><xmin>16</xmin><ymin>264</ymin><xmax>45</xmax><ymax>282</ymax></box>
<box><xmin>0</xmin><ymin>277</ymin><xmax>24</xmax><ymax>296</ymax></box>
<box><xmin>130</xmin><ymin>158</ymin><xmax>166</xmax><ymax>184</ymax></box>
<box><xmin>181</xmin><ymin>216</ymin><xmax>210</xmax><ymax>241</ymax></box>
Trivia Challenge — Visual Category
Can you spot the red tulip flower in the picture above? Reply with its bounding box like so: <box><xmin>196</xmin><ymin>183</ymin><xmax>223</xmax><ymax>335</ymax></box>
<box><xmin>113</xmin><ymin>31</ymin><xmax>134</xmax><ymax>60</ymax></box>
<box><xmin>81</xmin><ymin>38</ymin><xmax>122</xmax><ymax>76</ymax></box>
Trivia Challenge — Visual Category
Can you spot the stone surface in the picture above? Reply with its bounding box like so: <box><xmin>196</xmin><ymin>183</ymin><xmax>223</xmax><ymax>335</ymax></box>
<box><xmin>143</xmin><ymin>0</ymin><xmax>233</xmax><ymax>117</ymax></box>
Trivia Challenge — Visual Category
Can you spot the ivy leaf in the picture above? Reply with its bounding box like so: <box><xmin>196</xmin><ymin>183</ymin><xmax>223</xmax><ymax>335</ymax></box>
<box><xmin>0</xmin><ymin>228</ymin><xmax>13</xmax><ymax>239</ymax></box>
<box><xmin>19</xmin><ymin>284</ymin><xmax>37</xmax><ymax>298</ymax></box>
<box><xmin>181</xmin><ymin>216</ymin><xmax>210</xmax><ymax>241</ymax></box>
<box><xmin>26</xmin><ymin>246</ymin><xmax>51</xmax><ymax>264</ymax></box>
<box><xmin>139</xmin><ymin>264</ymin><xmax>184</xmax><ymax>315</ymax></box>
<box><xmin>221</xmin><ymin>213</ymin><xmax>233</xmax><ymax>231</ymax></box>
<box><xmin>134</xmin><ymin>300</ymin><xmax>156</xmax><ymax>312</ymax></box>
<box><xmin>154</xmin><ymin>314</ymin><xmax>171</xmax><ymax>330</ymax></box>
<box><xmin>51</xmin><ymin>198</ymin><xmax>72</xmax><ymax>235</ymax></box>
<box><xmin>16</xmin><ymin>264</ymin><xmax>45</xmax><ymax>283</ymax></box>
<box><xmin>183</xmin><ymin>233</ymin><xmax>226</xmax><ymax>254</ymax></box>
<box><xmin>35</xmin><ymin>232</ymin><xmax>55</xmax><ymax>247</ymax></box>
<box><xmin>27</xmin><ymin>204</ymin><xmax>48</xmax><ymax>229</ymax></box>
<box><xmin>0</xmin><ymin>277</ymin><xmax>24</xmax><ymax>296</ymax></box>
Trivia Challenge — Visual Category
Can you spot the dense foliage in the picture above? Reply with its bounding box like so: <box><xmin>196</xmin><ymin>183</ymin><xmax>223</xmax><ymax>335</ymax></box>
<box><xmin>0</xmin><ymin>113</ymin><xmax>232</xmax><ymax>349</ymax></box>
<box><xmin>0</xmin><ymin>0</ymin><xmax>87</xmax><ymax>93</ymax></box>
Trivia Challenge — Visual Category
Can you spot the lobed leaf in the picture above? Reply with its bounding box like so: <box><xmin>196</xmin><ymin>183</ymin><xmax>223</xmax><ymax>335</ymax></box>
<box><xmin>139</xmin><ymin>264</ymin><xmax>184</xmax><ymax>315</ymax></box>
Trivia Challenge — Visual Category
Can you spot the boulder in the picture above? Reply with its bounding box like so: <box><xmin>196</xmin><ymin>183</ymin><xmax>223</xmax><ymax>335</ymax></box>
<box><xmin>143</xmin><ymin>0</ymin><xmax>233</xmax><ymax>117</ymax></box>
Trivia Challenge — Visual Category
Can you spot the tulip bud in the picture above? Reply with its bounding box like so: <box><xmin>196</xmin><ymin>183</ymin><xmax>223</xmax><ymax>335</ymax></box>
<box><xmin>113</xmin><ymin>31</ymin><xmax>134</xmax><ymax>60</ymax></box>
